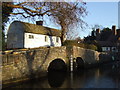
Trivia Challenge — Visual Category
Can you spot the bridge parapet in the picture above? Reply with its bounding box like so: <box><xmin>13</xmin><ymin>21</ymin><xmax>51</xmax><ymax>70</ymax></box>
<box><xmin>65</xmin><ymin>46</ymin><xmax>100</xmax><ymax>68</ymax></box>
<box><xmin>1</xmin><ymin>46</ymin><xmax>113</xmax><ymax>85</ymax></box>
<box><xmin>1</xmin><ymin>46</ymin><xmax>68</xmax><ymax>85</ymax></box>
<box><xmin>72</xmin><ymin>46</ymin><xmax>100</xmax><ymax>64</ymax></box>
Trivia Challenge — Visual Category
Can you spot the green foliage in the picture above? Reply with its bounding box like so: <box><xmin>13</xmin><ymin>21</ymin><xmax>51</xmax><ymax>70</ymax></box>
<box><xmin>63</xmin><ymin>40</ymin><xmax>98</xmax><ymax>51</ymax></box>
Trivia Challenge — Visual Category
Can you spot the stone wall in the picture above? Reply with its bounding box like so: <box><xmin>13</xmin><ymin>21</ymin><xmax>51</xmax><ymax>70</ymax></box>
<box><xmin>2</xmin><ymin>46</ymin><xmax>67</xmax><ymax>85</ymax></box>
<box><xmin>73</xmin><ymin>46</ymin><xmax>100</xmax><ymax>63</ymax></box>
<box><xmin>72</xmin><ymin>46</ymin><xmax>114</xmax><ymax>67</ymax></box>
<box><xmin>2</xmin><ymin>53</ymin><xmax>29</xmax><ymax>84</ymax></box>
<box><xmin>1</xmin><ymin>46</ymin><xmax>114</xmax><ymax>85</ymax></box>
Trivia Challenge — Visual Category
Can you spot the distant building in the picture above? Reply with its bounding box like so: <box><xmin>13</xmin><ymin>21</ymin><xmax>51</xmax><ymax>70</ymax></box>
<box><xmin>7</xmin><ymin>21</ymin><xmax>62</xmax><ymax>49</ymax></box>
<box><xmin>97</xmin><ymin>41</ymin><xmax>118</xmax><ymax>52</ymax></box>
<box><xmin>92</xmin><ymin>25</ymin><xmax>120</xmax><ymax>52</ymax></box>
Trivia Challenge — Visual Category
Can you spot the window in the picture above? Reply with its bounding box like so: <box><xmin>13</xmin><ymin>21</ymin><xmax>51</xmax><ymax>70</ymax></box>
<box><xmin>45</xmin><ymin>36</ymin><xmax>48</xmax><ymax>42</ymax></box>
<box><xmin>102</xmin><ymin>47</ymin><xmax>107</xmax><ymax>51</ymax></box>
<box><xmin>56</xmin><ymin>37</ymin><xmax>59</xmax><ymax>43</ymax></box>
<box><xmin>102</xmin><ymin>47</ymin><xmax>105</xmax><ymax>51</ymax></box>
<box><xmin>106</xmin><ymin>47</ymin><xmax>109</xmax><ymax>51</ymax></box>
<box><xmin>112</xmin><ymin>47</ymin><xmax>116</xmax><ymax>51</ymax></box>
<box><xmin>29</xmin><ymin>35</ymin><xmax>34</xmax><ymax>39</ymax></box>
<box><xmin>108</xmin><ymin>47</ymin><xmax>110</xmax><ymax>51</ymax></box>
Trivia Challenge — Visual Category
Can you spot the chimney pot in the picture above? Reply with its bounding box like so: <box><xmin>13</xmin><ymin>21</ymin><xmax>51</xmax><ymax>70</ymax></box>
<box><xmin>96</xmin><ymin>28</ymin><xmax>100</xmax><ymax>34</ymax></box>
<box><xmin>96</xmin><ymin>28</ymin><xmax>101</xmax><ymax>40</ymax></box>
<box><xmin>117</xmin><ymin>29</ymin><xmax>120</xmax><ymax>35</ymax></box>
<box><xmin>112</xmin><ymin>25</ymin><xmax>117</xmax><ymax>35</ymax></box>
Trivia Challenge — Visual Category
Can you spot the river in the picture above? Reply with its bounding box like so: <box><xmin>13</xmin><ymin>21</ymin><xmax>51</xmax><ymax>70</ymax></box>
<box><xmin>5</xmin><ymin>61</ymin><xmax>120</xmax><ymax>88</ymax></box>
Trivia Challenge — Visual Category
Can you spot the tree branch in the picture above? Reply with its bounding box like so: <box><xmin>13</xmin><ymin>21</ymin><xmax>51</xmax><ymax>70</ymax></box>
<box><xmin>4</xmin><ymin>3</ymin><xmax>40</xmax><ymax>13</ymax></box>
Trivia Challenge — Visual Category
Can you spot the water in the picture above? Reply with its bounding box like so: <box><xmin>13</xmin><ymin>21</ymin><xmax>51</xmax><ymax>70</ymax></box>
<box><xmin>6</xmin><ymin>61</ymin><xmax>120</xmax><ymax>88</ymax></box>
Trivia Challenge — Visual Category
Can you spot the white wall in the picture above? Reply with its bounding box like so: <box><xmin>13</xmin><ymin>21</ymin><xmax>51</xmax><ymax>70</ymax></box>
<box><xmin>24</xmin><ymin>33</ymin><xmax>61</xmax><ymax>48</ymax></box>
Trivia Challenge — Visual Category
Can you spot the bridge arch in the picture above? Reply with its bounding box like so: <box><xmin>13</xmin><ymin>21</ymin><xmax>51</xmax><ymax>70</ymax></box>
<box><xmin>76</xmin><ymin>57</ymin><xmax>85</xmax><ymax>69</ymax></box>
<box><xmin>48</xmin><ymin>58</ymin><xmax>67</xmax><ymax>72</ymax></box>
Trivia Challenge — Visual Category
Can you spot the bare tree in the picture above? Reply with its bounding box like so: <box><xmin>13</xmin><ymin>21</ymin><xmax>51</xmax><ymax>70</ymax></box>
<box><xmin>92</xmin><ymin>24</ymin><xmax>103</xmax><ymax>31</ymax></box>
<box><xmin>3</xmin><ymin>1</ymin><xmax>87</xmax><ymax>44</ymax></box>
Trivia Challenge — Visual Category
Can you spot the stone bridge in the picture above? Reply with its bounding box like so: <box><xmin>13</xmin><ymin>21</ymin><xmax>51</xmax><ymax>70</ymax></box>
<box><xmin>1</xmin><ymin>46</ymin><xmax>112</xmax><ymax>85</ymax></box>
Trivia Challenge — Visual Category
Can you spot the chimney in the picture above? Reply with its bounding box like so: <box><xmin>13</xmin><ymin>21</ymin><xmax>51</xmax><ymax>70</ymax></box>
<box><xmin>91</xmin><ymin>30</ymin><xmax>95</xmax><ymax>36</ymax></box>
<box><xmin>96</xmin><ymin>28</ymin><xmax>101</xmax><ymax>40</ymax></box>
<box><xmin>36</xmin><ymin>21</ymin><xmax>43</xmax><ymax>25</ymax></box>
<box><xmin>117</xmin><ymin>29</ymin><xmax>120</xmax><ymax>35</ymax></box>
<box><xmin>96</xmin><ymin>28</ymin><xmax>100</xmax><ymax>34</ymax></box>
<box><xmin>112</xmin><ymin>25</ymin><xmax>117</xmax><ymax>35</ymax></box>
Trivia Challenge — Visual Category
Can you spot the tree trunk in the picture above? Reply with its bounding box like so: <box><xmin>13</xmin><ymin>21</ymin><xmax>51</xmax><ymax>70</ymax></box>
<box><xmin>60</xmin><ymin>22</ymin><xmax>67</xmax><ymax>45</ymax></box>
<box><xmin>61</xmin><ymin>31</ymin><xmax>66</xmax><ymax>45</ymax></box>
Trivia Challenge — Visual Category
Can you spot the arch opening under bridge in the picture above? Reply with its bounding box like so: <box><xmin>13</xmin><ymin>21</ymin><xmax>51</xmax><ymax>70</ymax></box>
<box><xmin>76</xmin><ymin>57</ymin><xmax>85</xmax><ymax>69</ymax></box>
<box><xmin>48</xmin><ymin>58</ymin><xmax>67</xmax><ymax>72</ymax></box>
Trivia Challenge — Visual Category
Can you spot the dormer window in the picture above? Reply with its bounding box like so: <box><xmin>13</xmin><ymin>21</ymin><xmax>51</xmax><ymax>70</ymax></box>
<box><xmin>29</xmin><ymin>35</ymin><xmax>34</xmax><ymax>39</ymax></box>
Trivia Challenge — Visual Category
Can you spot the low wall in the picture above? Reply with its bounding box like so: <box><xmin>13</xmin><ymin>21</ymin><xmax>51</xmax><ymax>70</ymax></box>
<box><xmin>1</xmin><ymin>46</ymin><xmax>67</xmax><ymax>85</ymax></box>
<box><xmin>1</xmin><ymin>46</ymin><xmax>115</xmax><ymax>86</ymax></box>
<box><xmin>72</xmin><ymin>46</ymin><xmax>114</xmax><ymax>68</ymax></box>
<box><xmin>72</xmin><ymin>46</ymin><xmax>100</xmax><ymax>64</ymax></box>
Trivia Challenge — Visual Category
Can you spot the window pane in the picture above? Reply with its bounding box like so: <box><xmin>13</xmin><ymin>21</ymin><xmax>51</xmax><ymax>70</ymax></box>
<box><xmin>45</xmin><ymin>36</ymin><xmax>48</xmax><ymax>42</ymax></box>
<box><xmin>56</xmin><ymin>37</ymin><xmax>59</xmax><ymax>42</ymax></box>
<box><xmin>29</xmin><ymin>35</ymin><xmax>34</xmax><ymax>39</ymax></box>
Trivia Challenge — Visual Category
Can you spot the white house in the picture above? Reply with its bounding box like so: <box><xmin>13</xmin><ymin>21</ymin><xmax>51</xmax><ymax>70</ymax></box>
<box><xmin>7</xmin><ymin>21</ymin><xmax>62</xmax><ymax>49</ymax></box>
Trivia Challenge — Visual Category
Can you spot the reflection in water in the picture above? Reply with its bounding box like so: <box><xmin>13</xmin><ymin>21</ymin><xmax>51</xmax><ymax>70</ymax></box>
<box><xmin>48</xmin><ymin>71</ymin><xmax>66</xmax><ymax>88</ymax></box>
<box><xmin>7</xmin><ymin>61</ymin><xmax>120</xmax><ymax>88</ymax></box>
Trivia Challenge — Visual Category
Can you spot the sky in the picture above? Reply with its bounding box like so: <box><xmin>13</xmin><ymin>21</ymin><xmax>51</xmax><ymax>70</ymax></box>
<box><xmin>5</xmin><ymin>2</ymin><xmax>118</xmax><ymax>39</ymax></box>
<box><xmin>43</xmin><ymin>2</ymin><xmax>118</xmax><ymax>39</ymax></box>
<box><xmin>79</xmin><ymin>2</ymin><xmax>118</xmax><ymax>38</ymax></box>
